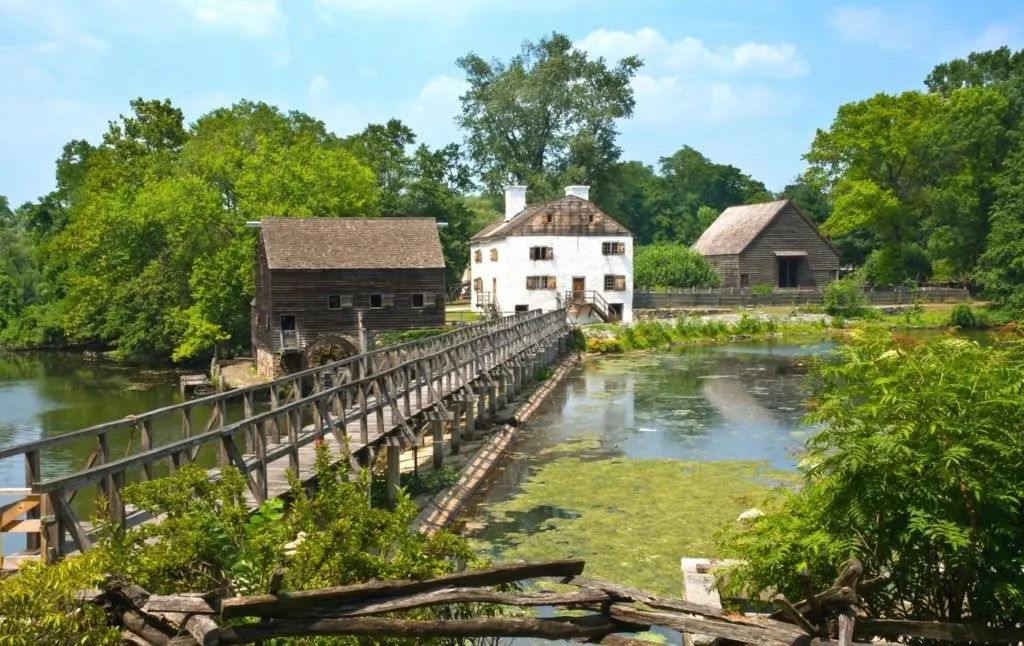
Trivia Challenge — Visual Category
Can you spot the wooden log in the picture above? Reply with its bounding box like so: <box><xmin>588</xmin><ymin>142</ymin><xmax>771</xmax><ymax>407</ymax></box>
<box><xmin>853</xmin><ymin>619</ymin><xmax>1024</xmax><ymax>644</ymax></box>
<box><xmin>268</xmin><ymin>586</ymin><xmax>612</xmax><ymax>619</ymax></box>
<box><xmin>155</xmin><ymin>611</ymin><xmax>220</xmax><ymax>646</ymax></box>
<box><xmin>143</xmin><ymin>596</ymin><xmax>217</xmax><ymax>614</ymax></box>
<box><xmin>570</xmin><ymin>577</ymin><xmax>729</xmax><ymax>619</ymax></box>
<box><xmin>769</xmin><ymin>585</ymin><xmax>856</xmax><ymax>625</ymax></box>
<box><xmin>608</xmin><ymin>604</ymin><xmax>808</xmax><ymax>646</ymax></box>
<box><xmin>217</xmin><ymin>614</ymin><xmax>620</xmax><ymax>645</ymax></box>
<box><xmin>220</xmin><ymin>559</ymin><xmax>586</xmax><ymax>619</ymax></box>
<box><xmin>837</xmin><ymin>608</ymin><xmax>854</xmax><ymax>646</ymax></box>
<box><xmin>120</xmin><ymin>609</ymin><xmax>174</xmax><ymax>645</ymax></box>
<box><xmin>773</xmin><ymin>594</ymin><xmax>817</xmax><ymax>636</ymax></box>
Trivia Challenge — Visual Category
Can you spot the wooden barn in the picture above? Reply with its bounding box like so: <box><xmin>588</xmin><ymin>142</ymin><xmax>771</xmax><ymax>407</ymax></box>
<box><xmin>692</xmin><ymin>199</ymin><xmax>840</xmax><ymax>289</ymax></box>
<box><xmin>251</xmin><ymin>217</ymin><xmax>446</xmax><ymax>378</ymax></box>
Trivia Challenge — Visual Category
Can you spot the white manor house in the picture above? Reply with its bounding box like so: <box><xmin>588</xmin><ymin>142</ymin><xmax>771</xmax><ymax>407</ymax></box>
<box><xmin>469</xmin><ymin>185</ymin><xmax>634</xmax><ymax>323</ymax></box>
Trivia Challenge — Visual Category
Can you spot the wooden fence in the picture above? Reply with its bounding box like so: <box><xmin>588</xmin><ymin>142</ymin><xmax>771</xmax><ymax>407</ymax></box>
<box><xmin>0</xmin><ymin>309</ymin><xmax>572</xmax><ymax>567</ymax></box>
<box><xmin>635</xmin><ymin>286</ymin><xmax>971</xmax><ymax>310</ymax></box>
<box><xmin>78</xmin><ymin>558</ymin><xmax>1024</xmax><ymax>645</ymax></box>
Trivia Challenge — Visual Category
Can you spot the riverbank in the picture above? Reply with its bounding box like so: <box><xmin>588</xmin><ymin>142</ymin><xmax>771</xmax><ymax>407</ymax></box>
<box><xmin>583</xmin><ymin>302</ymin><xmax>996</xmax><ymax>355</ymax></box>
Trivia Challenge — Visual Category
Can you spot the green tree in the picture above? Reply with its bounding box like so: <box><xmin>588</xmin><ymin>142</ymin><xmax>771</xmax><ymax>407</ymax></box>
<box><xmin>719</xmin><ymin>330</ymin><xmax>1024</xmax><ymax>625</ymax></box>
<box><xmin>633</xmin><ymin>243</ymin><xmax>720</xmax><ymax>289</ymax></box>
<box><xmin>977</xmin><ymin>147</ymin><xmax>1024</xmax><ymax>312</ymax></box>
<box><xmin>646</xmin><ymin>146</ymin><xmax>771</xmax><ymax>244</ymax></box>
<box><xmin>592</xmin><ymin>161</ymin><xmax>658</xmax><ymax>244</ymax></box>
<box><xmin>456</xmin><ymin>32</ymin><xmax>642</xmax><ymax>201</ymax></box>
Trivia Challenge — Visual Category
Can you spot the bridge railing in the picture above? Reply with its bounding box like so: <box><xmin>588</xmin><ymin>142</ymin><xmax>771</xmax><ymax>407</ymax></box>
<box><xmin>1</xmin><ymin>309</ymin><xmax>571</xmax><ymax>562</ymax></box>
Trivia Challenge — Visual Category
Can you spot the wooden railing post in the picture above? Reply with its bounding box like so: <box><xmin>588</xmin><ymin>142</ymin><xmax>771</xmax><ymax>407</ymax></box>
<box><xmin>24</xmin><ymin>450</ymin><xmax>41</xmax><ymax>552</ymax></box>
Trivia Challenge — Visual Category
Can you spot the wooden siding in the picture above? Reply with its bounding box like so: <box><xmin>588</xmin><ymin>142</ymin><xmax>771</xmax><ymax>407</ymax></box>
<box><xmin>738</xmin><ymin>203</ymin><xmax>839</xmax><ymax>288</ymax></box>
<box><xmin>704</xmin><ymin>255</ymin><xmax>740</xmax><ymax>289</ymax></box>
<box><xmin>254</xmin><ymin>267</ymin><xmax>445</xmax><ymax>354</ymax></box>
<box><xmin>252</xmin><ymin>238</ymin><xmax>273</xmax><ymax>352</ymax></box>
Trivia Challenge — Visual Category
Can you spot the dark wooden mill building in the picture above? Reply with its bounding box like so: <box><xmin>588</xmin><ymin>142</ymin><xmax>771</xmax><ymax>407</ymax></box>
<box><xmin>251</xmin><ymin>217</ymin><xmax>447</xmax><ymax>378</ymax></box>
<box><xmin>693</xmin><ymin>199</ymin><xmax>840</xmax><ymax>289</ymax></box>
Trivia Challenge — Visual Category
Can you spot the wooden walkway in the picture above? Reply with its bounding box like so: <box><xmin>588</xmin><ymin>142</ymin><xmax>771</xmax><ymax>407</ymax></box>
<box><xmin>0</xmin><ymin>310</ymin><xmax>571</xmax><ymax>566</ymax></box>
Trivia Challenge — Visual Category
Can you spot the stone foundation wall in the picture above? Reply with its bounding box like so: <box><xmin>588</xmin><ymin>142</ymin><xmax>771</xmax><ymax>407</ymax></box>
<box><xmin>255</xmin><ymin>347</ymin><xmax>283</xmax><ymax>380</ymax></box>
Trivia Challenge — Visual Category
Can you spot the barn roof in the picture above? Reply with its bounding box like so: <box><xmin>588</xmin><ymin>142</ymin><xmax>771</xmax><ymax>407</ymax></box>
<box><xmin>692</xmin><ymin>199</ymin><xmax>793</xmax><ymax>256</ymax></box>
<box><xmin>260</xmin><ymin>217</ymin><xmax>446</xmax><ymax>270</ymax></box>
<box><xmin>471</xmin><ymin>195</ymin><xmax>631</xmax><ymax>242</ymax></box>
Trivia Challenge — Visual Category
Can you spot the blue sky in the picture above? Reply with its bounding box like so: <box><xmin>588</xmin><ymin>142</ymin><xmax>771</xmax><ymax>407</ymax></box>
<box><xmin>1</xmin><ymin>0</ymin><xmax>1022</xmax><ymax>207</ymax></box>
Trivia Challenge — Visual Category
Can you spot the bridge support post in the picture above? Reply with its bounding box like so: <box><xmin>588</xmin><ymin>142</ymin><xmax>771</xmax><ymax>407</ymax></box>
<box><xmin>497</xmin><ymin>373</ymin><xmax>508</xmax><ymax>410</ymax></box>
<box><xmin>450</xmin><ymin>405</ymin><xmax>461</xmax><ymax>455</ymax></box>
<box><xmin>432</xmin><ymin>416</ymin><xmax>444</xmax><ymax>469</ymax></box>
<box><xmin>477</xmin><ymin>388</ymin><xmax>486</xmax><ymax>426</ymax></box>
<box><xmin>487</xmin><ymin>379</ymin><xmax>497</xmax><ymax>418</ymax></box>
<box><xmin>387</xmin><ymin>441</ymin><xmax>401</xmax><ymax>507</ymax></box>
<box><xmin>466</xmin><ymin>395</ymin><xmax>476</xmax><ymax>440</ymax></box>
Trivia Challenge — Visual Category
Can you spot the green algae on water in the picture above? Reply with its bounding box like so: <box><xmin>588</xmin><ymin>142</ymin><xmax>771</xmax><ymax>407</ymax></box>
<box><xmin>470</xmin><ymin>456</ymin><xmax>794</xmax><ymax>599</ymax></box>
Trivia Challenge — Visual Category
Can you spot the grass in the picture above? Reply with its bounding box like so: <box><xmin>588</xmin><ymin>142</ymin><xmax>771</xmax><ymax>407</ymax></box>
<box><xmin>471</xmin><ymin>454</ymin><xmax>794</xmax><ymax>598</ymax></box>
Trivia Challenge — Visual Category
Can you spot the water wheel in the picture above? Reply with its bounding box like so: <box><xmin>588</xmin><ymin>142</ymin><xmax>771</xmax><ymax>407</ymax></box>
<box><xmin>302</xmin><ymin>334</ymin><xmax>359</xmax><ymax>371</ymax></box>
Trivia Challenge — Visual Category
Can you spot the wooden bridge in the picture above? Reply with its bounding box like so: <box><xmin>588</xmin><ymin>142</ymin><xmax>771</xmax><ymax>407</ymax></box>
<box><xmin>0</xmin><ymin>310</ymin><xmax>572</xmax><ymax>568</ymax></box>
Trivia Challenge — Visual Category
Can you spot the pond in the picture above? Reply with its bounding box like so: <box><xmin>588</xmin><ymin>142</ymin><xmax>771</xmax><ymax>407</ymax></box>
<box><xmin>456</xmin><ymin>338</ymin><xmax>836</xmax><ymax>618</ymax></box>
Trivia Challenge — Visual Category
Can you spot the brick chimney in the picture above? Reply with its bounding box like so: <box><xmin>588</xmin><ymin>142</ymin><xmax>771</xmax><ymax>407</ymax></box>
<box><xmin>504</xmin><ymin>185</ymin><xmax>527</xmax><ymax>222</ymax></box>
<box><xmin>565</xmin><ymin>185</ymin><xmax>590</xmax><ymax>201</ymax></box>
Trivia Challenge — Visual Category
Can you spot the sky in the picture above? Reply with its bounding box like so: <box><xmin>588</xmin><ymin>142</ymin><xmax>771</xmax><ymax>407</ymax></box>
<box><xmin>1</xmin><ymin>0</ymin><xmax>1022</xmax><ymax>207</ymax></box>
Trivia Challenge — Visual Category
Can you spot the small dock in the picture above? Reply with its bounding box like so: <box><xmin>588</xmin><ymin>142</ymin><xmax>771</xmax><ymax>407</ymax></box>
<box><xmin>179</xmin><ymin>374</ymin><xmax>214</xmax><ymax>398</ymax></box>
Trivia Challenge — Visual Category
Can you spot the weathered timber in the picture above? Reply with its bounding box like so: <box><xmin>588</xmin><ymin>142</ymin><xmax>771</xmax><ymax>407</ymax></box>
<box><xmin>217</xmin><ymin>614</ymin><xmax>621</xmax><ymax>645</ymax></box>
<box><xmin>773</xmin><ymin>594</ymin><xmax>817</xmax><ymax>637</ymax></box>
<box><xmin>854</xmin><ymin>619</ymin><xmax>1024</xmax><ymax>644</ymax></box>
<box><xmin>608</xmin><ymin>604</ymin><xmax>809</xmax><ymax>646</ymax></box>
<box><xmin>570</xmin><ymin>576</ymin><xmax>730</xmax><ymax>619</ymax></box>
<box><xmin>143</xmin><ymin>596</ymin><xmax>218</xmax><ymax>615</ymax></box>
<box><xmin>219</xmin><ymin>559</ymin><xmax>586</xmax><ymax>619</ymax></box>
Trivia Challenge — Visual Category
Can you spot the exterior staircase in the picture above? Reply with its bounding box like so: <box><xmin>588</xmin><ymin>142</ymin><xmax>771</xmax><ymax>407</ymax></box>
<box><xmin>565</xmin><ymin>290</ymin><xmax>620</xmax><ymax>322</ymax></box>
<box><xmin>476</xmin><ymin>291</ymin><xmax>501</xmax><ymax>319</ymax></box>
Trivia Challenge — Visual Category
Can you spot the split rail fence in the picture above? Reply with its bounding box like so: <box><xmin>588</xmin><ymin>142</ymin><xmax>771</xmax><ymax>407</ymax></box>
<box><xmin>0</xmin><ymin>309</ymin><xmax>572</xmax><ymax>567</ymax></box>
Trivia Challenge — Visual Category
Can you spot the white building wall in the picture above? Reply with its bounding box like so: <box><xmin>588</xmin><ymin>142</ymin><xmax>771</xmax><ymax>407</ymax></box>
<box><xmin>470</xmin><ymin>235</ymin><xmax>633</xmax><ymax>323</ymax></box>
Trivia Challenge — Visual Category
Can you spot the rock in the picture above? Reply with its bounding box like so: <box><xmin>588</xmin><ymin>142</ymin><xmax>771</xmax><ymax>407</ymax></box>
<box><xmin>736</xmin><ymin>508</ymin><xmax>763</xmax><ymax>522</ymax></box>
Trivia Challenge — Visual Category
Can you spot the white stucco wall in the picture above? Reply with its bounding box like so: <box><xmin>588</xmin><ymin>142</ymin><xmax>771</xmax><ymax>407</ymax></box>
<box><xmin>470</xmin><ymin>235</ymin><xmax>633</xmax><ymax>323</ymax></box>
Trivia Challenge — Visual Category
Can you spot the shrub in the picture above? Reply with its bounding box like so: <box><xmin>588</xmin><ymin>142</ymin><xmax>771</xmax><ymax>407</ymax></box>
<box><xmin>823</xmin><ymin>276</ymin><xmax>867</xmax><ymax>317</ymax></box>
<box><xmin>634</xmin><ymin>244</ymin><xmax>720</xmax><ymax>289</ymax></box>
<box><xmin>751</xmin><ymin>283</ymin><xmax>774</xmax><ymax>296</ymax></box>
<box><xmin>948</xmin><ymin>303</ymin><xmax>989</xmax><ymax>329</ymax></box>
<box><xmin>717</xmin><ymin>330</ymin><xmax>1024</xmax><ymax>625</ymax></box>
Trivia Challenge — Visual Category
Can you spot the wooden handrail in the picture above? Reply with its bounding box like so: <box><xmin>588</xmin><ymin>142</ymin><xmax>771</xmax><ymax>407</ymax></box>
<box><xmin>30</xmin><ymin>310</ymin><xmax>567</xmax><ymax>494</ymax></box>
<box><xmin>0</xmin><ymin>310</ymin><xmax>546</xmax><ymax>461</ymax></box>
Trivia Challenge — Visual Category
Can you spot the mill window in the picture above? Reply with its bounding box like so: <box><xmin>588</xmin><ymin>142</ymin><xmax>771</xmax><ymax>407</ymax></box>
<box><xmin>604</xmin><ymin>275</ymin><xmax>626</xmax><ymax>291</ymax></box>
<box><xmin>490</xmin><ymin>248</ymin><xmax>499</xmax><ymax>261</ymax></box>
<box><xmin>474</xmin><ymin>249</ymin><xmax>482</xmax><ymax>263</ymax></box>
<box><xmin>412</xmin><ymin>293</ymin><xmax>425</xmax><ymax>308</ymax></box>
<box><xmin>602</xmin><ymin>241</ymin><xmax>625</xmax><ymax>255</ymax></box>
<box><xmin>369</xmin><ymin>294</ymin><xmax>383</xmax><ymax>308</ymax></box>
<box><xmin>526</xmin><ymin>276</ymin><xmax>557</xmax><ymax>290</ymax></box>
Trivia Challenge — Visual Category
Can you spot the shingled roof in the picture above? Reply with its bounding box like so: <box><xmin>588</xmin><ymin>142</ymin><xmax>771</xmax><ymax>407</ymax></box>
<box><xmin>471</xmin><ymin>195</ymin><xmax>631</xmax><ymax>241</ymax></box>
<box><xmin>260</xmin><ymin>217</ymin><xmax>445</xmax><ymax>270</ymax></box>
<box><xmin>692</xmin><ymin>199</ymin><xmax>792</xmax><ymax>256</ymax></box>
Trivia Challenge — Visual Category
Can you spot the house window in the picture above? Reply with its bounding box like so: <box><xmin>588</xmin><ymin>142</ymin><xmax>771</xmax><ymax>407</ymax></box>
<box><xmin>543</xmin><ymin>213</ymin><xmax>553</xmax><ymax>224</ymax></box>
<box><xmin>473</xmin><ymin>278</ymin><xmax>483</xmax><ymax>293</ymax></box>
<box><xmin>370</xmin><ymin>294</ymin><xmax>383</xmax><ymax>308</ymax></box>
<box><xmin>514</xmin><ymin>304</ymin><xmax>529</xmax><ymax>312</ymax></box>
<box><xmin>490</xmin><ymin>248</ymin><xmax>499</xmax><ymax>261</ymax></box>
<box><xmin>604</xmin><ymin>275</ymin><xmax>626</xmax><ymax>291</ymax></box>
<box><xmin>740</xmin><ymin>274</ymin><xmax>750</xmax><ymax>288</ymax></box>
<box><xmin>328</xmin><ymin>294</ymin><xmax>351</xmax><ymax>309</ymax></box>
<box><xmin>529</xmin><ymin>246</ymin><xmax>553</xmax><ymax>260</ymax></box>
<box><xmin>526</xmin><ymin>276</ymin><xmax>557</xmax><ymax>290</ymax></box>
<box><xmin>412</xmin><ymin>293</ymin><xmax>425</xmax><ymax>308</ymax></box>
<box><xmin>602</xmin><ymin>241</ymin><xmax>625</xmax><ymax>255</ymax></box>
<box><xmin>474</xmin><ymin>249</ymin><xmax>483</xmax><ymax>263</ymax></box>
<box><xmin>588</xmin><ymin>213</ymin><xmax>595</xmax><ymax>224</ymax></box>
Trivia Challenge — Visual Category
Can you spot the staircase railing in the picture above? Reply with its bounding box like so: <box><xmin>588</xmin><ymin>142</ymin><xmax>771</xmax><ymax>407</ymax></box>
<box><xmin>564</xmin><ymin>290</ymin><xmax>620</xmax><ymax>322</ymax></box>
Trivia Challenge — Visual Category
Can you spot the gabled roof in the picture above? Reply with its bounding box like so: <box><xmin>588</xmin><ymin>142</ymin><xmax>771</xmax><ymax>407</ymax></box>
<box><xmin>260</xmin><ymin>217</ymin><xmax>445</xmax><ymax>270</ymax></box>
<box><xmin>471</xmin><ymin>195</ymin><xmax>631</xmax><ymax>242</ymax></box>
<box><xmin>692</xmin><ymin>199</ymin><xmax>823</xmax><ymax>256</ymax></box>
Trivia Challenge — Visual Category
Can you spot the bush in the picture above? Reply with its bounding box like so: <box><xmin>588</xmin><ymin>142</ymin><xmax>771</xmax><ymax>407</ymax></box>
<box><xmin>634</xmin><ymin>244</ymin><xmax>720</xmax><ymax>289</ymax></box>
<box><xmin>751</xmin><ymin>283</ymin><xmax>773</xmax><ymax>296</ymax></box>
<box><xmin>823</xmin><ymin>276</ymin><xmax>868</xmax><ymax>317</ymax></box>
<box><xmin>948</xmin><ymin>303</ymin><xmax>989</xmax><ymax>329</ymax></box>
<box><xmin>717</xmin><ymin>330</ymin><xmax>1024</xmax><ymax>625</ymax></box>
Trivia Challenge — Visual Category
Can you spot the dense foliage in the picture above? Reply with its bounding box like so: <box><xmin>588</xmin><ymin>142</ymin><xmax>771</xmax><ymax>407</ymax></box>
<box><xmin>1</xmin><ymin>443</ymin><xmax>488</xmax><ymax>644</ymax></box>
<box><xmin>633</xmin><ymin>243</ymin><xmax>721</xmax><ymax>289</ymax></box>
<box><xmin>718</xmin><ymin>329</ymin><xmax>1024</xmax><ymax>625</ymax></box>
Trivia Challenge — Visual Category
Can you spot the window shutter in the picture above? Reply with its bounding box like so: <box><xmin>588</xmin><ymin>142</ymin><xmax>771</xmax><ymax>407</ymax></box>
<box><xmin>383</xmin><ymin>294</ymin><xmax>395</xmax><ymax>308</ymax></box>
<box><xmin>341</xmin><ymin>294</ymin><xmax>353</xmax><ymax>307</ymax></box>
<box><xmin>547</xmin><ymin>276</ymin><xmax>557</xmax><ymax>290</ymax></box>
<box><xmin>615</xmin><ymin>276</ymin><xmax>626</xmax><ymax>291</ymax></box>
<box><xmin>435</xmin><ymin>293</ymin><xmax>445</xmax><ymax>307</ymax></box>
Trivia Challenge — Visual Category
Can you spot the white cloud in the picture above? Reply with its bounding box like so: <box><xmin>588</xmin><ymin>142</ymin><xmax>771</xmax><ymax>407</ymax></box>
<box><xmin>830</xmin><ymin>5</ymin><xmax>933</xmax><ymax>51</ymax></box>
<box><xmin>314</xmin><ymin>0</ymin><xmax>575</xmax><ymax>23</ymax></box>
<box><xmin>166</xmin><ymin>0</ymin><xmax>285</xmax><ymax>38</ymax></box>
<box><xmin>308</xmin><ymin>74</ymin><xmax>468</xmax><ymax>146</ymax></box>
<box><xmin>577</xmin><ymin>27</ymin><xmax>809</xmax><ymax>78</ymax></box>
<box><xmin>631</xmin><ymin>74</ymin><xmax>801</xmax><ymax>126</ymax></box>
